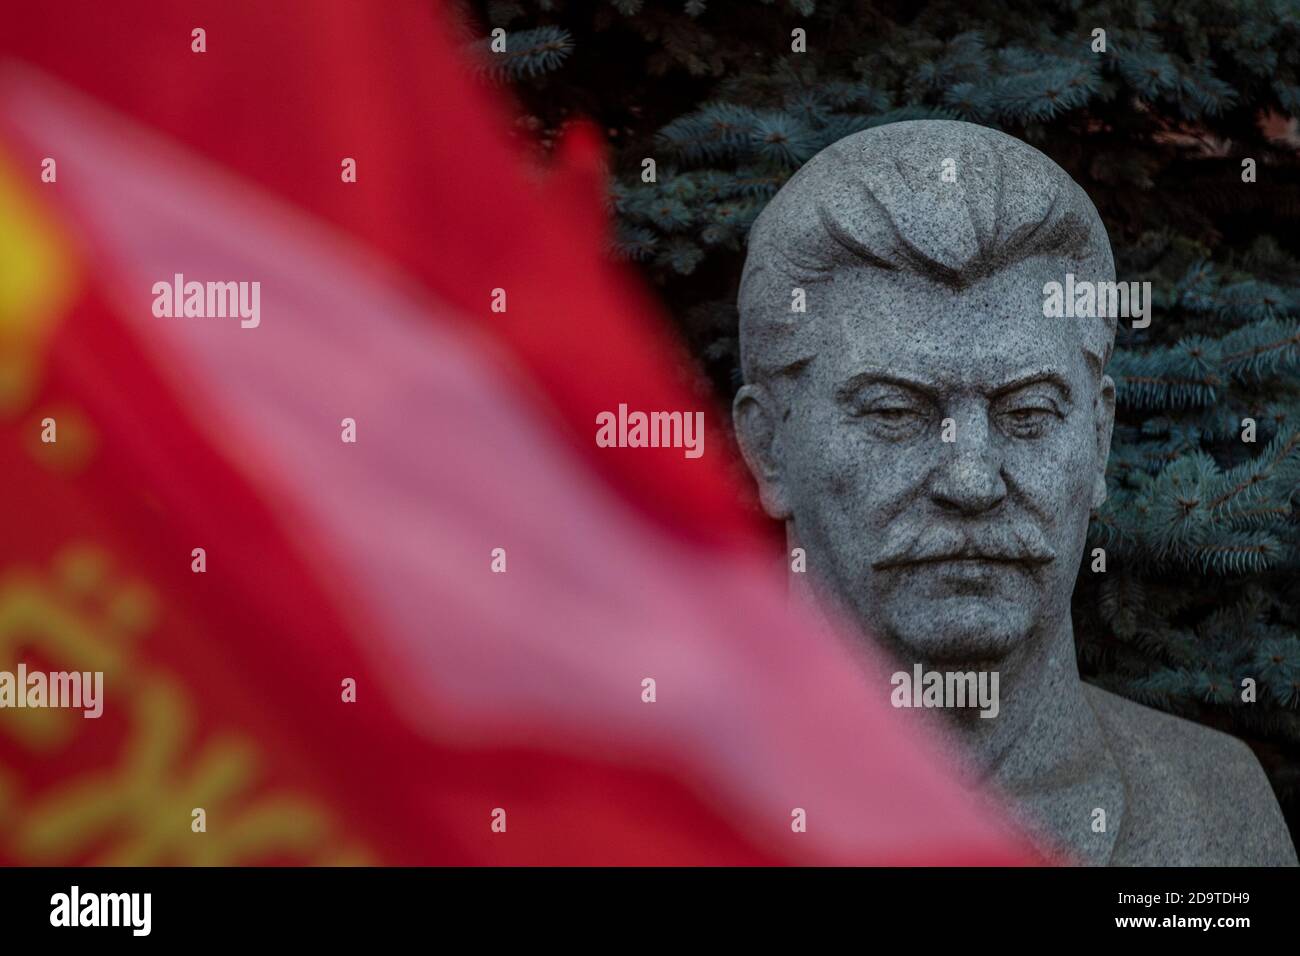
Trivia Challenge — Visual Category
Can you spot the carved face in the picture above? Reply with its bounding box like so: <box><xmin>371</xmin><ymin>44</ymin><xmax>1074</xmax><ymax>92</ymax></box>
<box><xmin>735</xmin><ymin>258</ymin><xmax>1115</xmax><ymax>665</ymax></box>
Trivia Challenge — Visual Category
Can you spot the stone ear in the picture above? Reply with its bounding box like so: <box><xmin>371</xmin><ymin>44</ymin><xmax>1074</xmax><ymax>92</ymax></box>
<box><xmin>1091</xmin><ymin>474</ymin><xmax>1108</xmax><ymax>511</ymax></box>
<box><xmin>1091</xmin><ymin>374</ymin><xmax>1117</xmax><ymax>511</ymax></box>
<box><xmin>732</xmin><ymin>383</ymin><xmax>793</xmax><ymax>520</ymax></box>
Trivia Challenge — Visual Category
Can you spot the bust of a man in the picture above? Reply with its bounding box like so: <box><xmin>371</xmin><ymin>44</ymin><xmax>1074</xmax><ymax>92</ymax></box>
<box><xmin>733</xmin><ymin>119</ymin><xmax>1296</xmax><ymax>865</ymax></box>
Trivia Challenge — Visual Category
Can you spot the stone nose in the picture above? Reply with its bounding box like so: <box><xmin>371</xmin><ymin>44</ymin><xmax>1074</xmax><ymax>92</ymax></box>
<box><xmin>929</xmin><ymin>414</ymin><xmax>1008</xmax><ymax>515</ymax></box>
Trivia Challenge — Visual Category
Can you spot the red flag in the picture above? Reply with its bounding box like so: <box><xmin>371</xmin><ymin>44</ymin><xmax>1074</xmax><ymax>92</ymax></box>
<box><xmin>0</xmin><ymin>1</ymin><xmax>1036</xmax><ymax>865</ymax></box>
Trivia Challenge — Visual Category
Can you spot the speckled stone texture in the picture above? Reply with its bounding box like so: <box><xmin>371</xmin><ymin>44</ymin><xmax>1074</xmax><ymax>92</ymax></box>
<box><xmin>732</xmin><ymin>119</ymin><xmax>1297</xmax><ymax>866</ymax></box>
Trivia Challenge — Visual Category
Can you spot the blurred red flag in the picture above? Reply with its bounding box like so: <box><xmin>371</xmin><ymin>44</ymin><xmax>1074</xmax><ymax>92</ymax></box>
<box><xmin>0</xmin><ymin>1</ymin><xmax>1035</xmax><ymax>865</ymax></box>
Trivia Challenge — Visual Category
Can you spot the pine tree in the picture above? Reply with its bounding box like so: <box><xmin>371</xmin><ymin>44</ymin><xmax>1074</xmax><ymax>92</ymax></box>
<box><xmin>466</xmin><ymin>0</ymin><xmax>1300</xmax><ymax>835</ymax></box>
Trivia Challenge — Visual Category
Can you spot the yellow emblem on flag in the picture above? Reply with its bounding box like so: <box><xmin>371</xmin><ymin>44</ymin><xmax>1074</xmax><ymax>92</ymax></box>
<box><xmin>0</xmin><ymin>545</ymin><xmax>373</xmax><ymax>865</ymax></box>
<box><xmin>0</xmin><ymin>145</ymin><xmax>78</xmax><ymax>417</ymax></box>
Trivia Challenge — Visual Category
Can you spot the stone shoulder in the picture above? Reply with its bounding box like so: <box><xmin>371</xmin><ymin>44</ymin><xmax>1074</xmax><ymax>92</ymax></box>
<box><xmin>1084</xmin><ymin>683</ymin><xmax>1297</xmax><ymax>866</ymax></box>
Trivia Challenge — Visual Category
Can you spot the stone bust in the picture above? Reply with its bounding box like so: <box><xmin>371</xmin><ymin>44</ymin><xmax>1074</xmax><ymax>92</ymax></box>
<box><xmin>732</xmin><ymin>119</ymin><xmax>1297</xmax><ymax>866</ymax></box>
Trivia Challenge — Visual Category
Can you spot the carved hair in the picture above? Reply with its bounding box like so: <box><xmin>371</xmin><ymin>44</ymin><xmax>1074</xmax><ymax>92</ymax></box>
<box><xmin>737</xmin><ymin>120</ymin><xmax>1116</xmax><ymax>386</ymax></box>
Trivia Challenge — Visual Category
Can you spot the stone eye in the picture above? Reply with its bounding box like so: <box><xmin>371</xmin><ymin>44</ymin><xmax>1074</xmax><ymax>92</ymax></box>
<box><xmin>852</xmin><ymin>403</ymin><xmax>929</xmax><ymax>438</ymax></box>
<box><xmin>999</xmin><ymin>405</ymin><xmax>1056</xmax><ymax>438</ymax></box>
<box><xmin>839</xmin><ymin>385</ymin><xmax>932</xmax><ymax>437</ymax></box>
